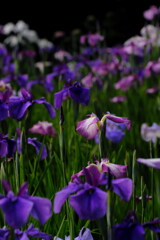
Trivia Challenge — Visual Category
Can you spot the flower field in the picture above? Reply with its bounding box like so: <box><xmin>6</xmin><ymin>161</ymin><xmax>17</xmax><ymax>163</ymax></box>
<box><xmin>0</xmin><ymin>5</ymin><xmax>160</xmax><ymax>240</ymax></box>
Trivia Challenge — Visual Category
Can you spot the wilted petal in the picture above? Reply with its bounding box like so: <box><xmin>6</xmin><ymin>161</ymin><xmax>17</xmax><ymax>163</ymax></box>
<box><xmin>137</xmin><ymin>158</ymin><xmax>160</xmax><ymax>169</ymax></box>
<box><xmin>112</xmin><ymin>178</ymin><xmax>133</xmax><ymax>201</ymax></box>
<box><xmin>70</xmin><ymin>183</ymin><xmax>107</xmax><ymax>220</ymax></box>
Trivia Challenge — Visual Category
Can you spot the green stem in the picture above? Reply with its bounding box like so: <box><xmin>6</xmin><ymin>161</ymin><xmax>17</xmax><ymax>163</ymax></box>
<box><xmin>107</xmin><ymin>190</ymin><xmax>112</xmax><ymax>240</ymax></box>
<box><xmin>132</xmin><ymin>150</ymin><xmax>136</xmax><ymax>211</ymax></box>
<box><xmin>98</xmin><ymin>130</ymin><xmax>102</xmax><ymax>159</ymax></box>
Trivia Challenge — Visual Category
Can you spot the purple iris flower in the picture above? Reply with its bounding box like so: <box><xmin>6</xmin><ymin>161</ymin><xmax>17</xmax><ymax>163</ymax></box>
<box><xmin>54</xmin><ymin>82</ymin><xmax>90</xmax><ymax>109</ymax></box>
<box><xmin>113</xmin><ymin>211</ymin><xmax>160</xmax><ymax>240</ymax></box>
<box><xmin>16</xmin><ymin>129</ymin><xmax>47</xmax><ymax>160</ymax></box>
<box><xmin>15</xmin><ymin>224</ymin><xmax>52</xmax><ymax>240</ymax></box>
<box><xmin>54</xmin><ymin>227</ymin><xmax>93</xmax><ymax>240</ymax></box>
<box><xmin>8</xmin><ymin>88</ymin><xmax>56</xmax><ymax>120</ymax></box>
<box><xmin>54</xmin><ymin>167</ymin><xmax>107</xmax><ymax>220</ymax></box>
<box><xmin>0</xmin><ymin>133</ymin><xmax>16</xmax><ymax>158</ymax></box>
<box><xmin>0</xmin><ymin>180</ymin><xmax>52</xmax><ymax>229</ymax></box>
<box><xmin>106</xmin><ymin>119</ymin><xmax>126</xmax><ymax>143</ymax></box>
<box><xmin>54</xmin><ymin>166</ymin><xmax>132</xmax><ymax>220</ymax></box>
<box><xmin>113</xmin><ymin>211</ymin><xmax>145</xmax><ymax>240</ymax></box>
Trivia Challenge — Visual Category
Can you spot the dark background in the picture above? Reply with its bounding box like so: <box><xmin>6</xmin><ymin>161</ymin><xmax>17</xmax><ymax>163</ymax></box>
<box><xmin>1</xmin><ymin>0</ymin><xmax>160</xmax><ymax>46</ymax></box>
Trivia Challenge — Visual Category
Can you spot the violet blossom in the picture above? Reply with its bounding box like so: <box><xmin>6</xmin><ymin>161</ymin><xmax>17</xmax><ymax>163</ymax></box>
<box><xmin>76</xmin><ymin>112</ymin><xmax>131</xmax><ymax>140</ymax></box>
<box><xmin>0</xmin><ymin>133</ymin><xmax>16</xmax><ymax>158</ymax></box>
<box><xmin>141</xmin><ymin>123</ymin><xmax>160</xmax><ymax>142</ymax></box>
<box><xmin>54</xmin><ymin>166</ymin><xmax>132</xmax><ymax>220</ymax></box>
<box><xmin>0</xmin><ymin>180</ymin><xmax>52</xmax><ymax>229</ymax></box>
<box><xmin>54</xmin><ymin>82</ymin><xmax>90</xmax><ymax>109</ymax></box>
<box><xmin>8</xmin><ymin>88</ymin><xmax>56</xmax><ymax>120</ymax></box>
<box><xmin>29</xmin><ymin>121</ymin><xmax>56</xmax><ymax>136</ymax></box>
<box><xmin>113</xmin><ymin>211</ymin><xmax>160</xmax><ymax>240</ymax></box>
<box><xmin>143</xmin><ymin>6</ymin><xmax>160</xmax><ymax>20</ymax></box>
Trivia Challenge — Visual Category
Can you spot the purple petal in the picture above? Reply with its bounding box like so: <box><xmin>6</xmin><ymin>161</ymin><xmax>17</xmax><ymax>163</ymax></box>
<box><xmin>69</xmin><ymin>84</ymin><xmax>90</xmax><ymax>106</ymax></box>
<box><xmin>76</xmin><ymin>227</ymin><xmax>93</xmax><ymax>240</ymax></box>
<box><xmin>70</xmin><ymin>183</ymin><xmax>107</xmax><ymax>220</ymax></box>
<box><xmin>101</xmin><ymin>161</ymin><xmax>127</xmax><ymax>178</ymax></box>
<box><xmin>54</xmin><ymin>89</ymin><xmax>69</xmax><ymax>109</ymax></box>
<box><xmin>0</xmin><ymin>228</ymin><xmax>10</xmax><ymax>240</ymax></box>
<box><xmin>33</xmin><ymin>99</ymin><xmax>56</xmax><ymax>119</ymax></box>
<box><xmin>54</xmin><ymin>182</ymin><xmax>82</xmax><ymax>213</ymax></box>
<box><xmin>112</xmin><ymin>178</ymin><xmax>133</xmax><ymax>201</ymax></box>
<box><xmin>0</xmin><ymin>195</ymin><xmax>33</xmax><ymax>229</ymax></box>
<box><xmin>113</xmin><ymin>221</ymin><xmax>145</xmax><ymax>240</ymax></box>
<box><xmin>18</xmin><ymin>182</ymin><xmax>29</xmax><ymax>197</ymax></box>
<box><xmin>29</xmin><ymin>196</ymin><xmax>52</xmax><ymax>225</ymax></box>
<box><xmin>106</xmin><ymin>113</ymin><xmax>131</xmax><ymax>130</ymax></box>
<box><xmin>0</xmin><ymin>140</ymin><xmax>8</xmax><ymax>158</ymax></box>
<box><xmin>0</xmin><ymin>103</ymin><xmax>8</xmax><ymax>121</ymax></box>
<box><xmin>8</xmin><ymin>97</ymin><xmax>32</xmax><ymax>120</ymax></box>
<box><xmin>137</xmin><ymin>158</ymin><xmax>160</xmax><ymax>169</ymax></box>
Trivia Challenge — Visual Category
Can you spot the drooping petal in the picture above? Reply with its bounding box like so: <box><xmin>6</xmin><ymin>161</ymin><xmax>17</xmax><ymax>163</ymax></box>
<box><xmin>137</xmin><ymin>158</ymin><xmax>160</xmax><ymax>169</ymax></box>
<box><xmin>0</xmin><ymin>102</ymin><xmax>8</xmax><ymax>121</ymax></box>
<box><xmin>0</xmin><ymin>194</ymin><xmax>33</xmax><ymax>229</ymax></box>
<box><xmin>33</xmin><ymin>99</ymin><xmax>56</xmax><ymax>119</ymax></box>
<box><xmin>27</xmin><ymin>138</ymin><xmax>47</xmax><ymax>160</ymax></box>
<box><xmin>70</xmin><ymin>183</ymin><xmax>107</xmax><ymax>220</ymax></box>
<box><xmin>8</xmin><ymin>97</ymin><xmax>32</xmax><ymax>120</ymax></box>
<box><xmin>54</xmin><ymin>182</ymin><xmax>82</xmax><ymax>213</ymax></box>
<box><xmin>0</xmin><ymin>140</ymin><xmax>8</xmax><ymax>158</ymax></box>
<box><xmin>112</xmin><ymin>178</ymin><xmax>133</xmax><ymax>201</ymax></box>
<box><xmin>29</xmin><ymin>196</ymin><xmax>52</xmax><ymax>225</ymax></box>
<box><xmin>54</xmin><ymin>89</ymin><xmax>69</xmax><ymax>109</ymax></box>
